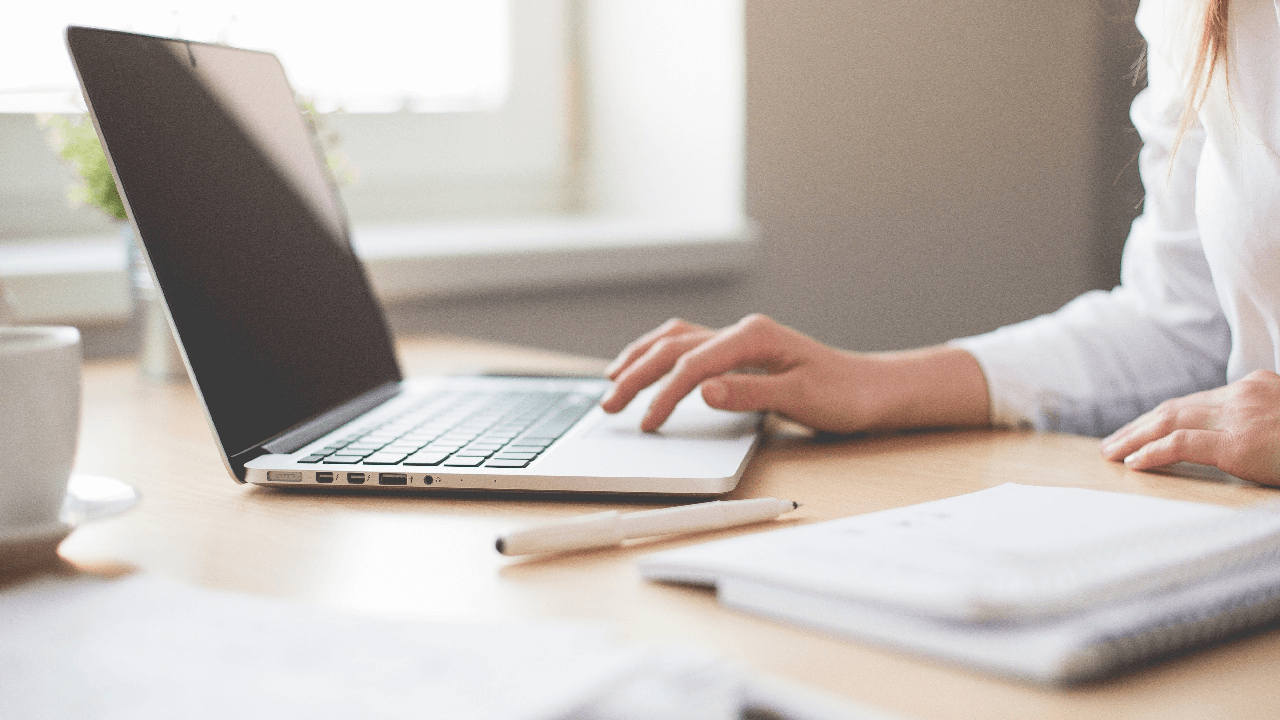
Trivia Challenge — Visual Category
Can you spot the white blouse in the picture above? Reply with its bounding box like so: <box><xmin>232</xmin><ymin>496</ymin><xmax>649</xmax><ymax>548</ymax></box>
<box><xmin>952</xmin><ymin>0</ymin><xmax>1280</xmax><ymax>437</ymax></box>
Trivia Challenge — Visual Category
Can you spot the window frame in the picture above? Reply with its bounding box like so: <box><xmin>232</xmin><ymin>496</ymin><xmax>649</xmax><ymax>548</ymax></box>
<box><xmin>0</xmin><ymin>0</ymin><xmax>754</xmax><ymax>326</ymax></box>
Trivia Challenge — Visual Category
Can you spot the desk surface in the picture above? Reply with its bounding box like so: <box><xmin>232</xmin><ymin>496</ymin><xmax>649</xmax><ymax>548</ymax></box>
<box><xmin>44</xmin><ymin>335</ymin><xmax>1280</xmax><ymax>719</ymax></box>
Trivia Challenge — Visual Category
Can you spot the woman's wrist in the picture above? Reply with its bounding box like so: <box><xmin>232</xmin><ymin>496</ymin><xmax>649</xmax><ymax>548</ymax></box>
<box><xmin>855</xmin><ymin>346</ymin><xmax>991</xmax><ymax>431</ymax></box>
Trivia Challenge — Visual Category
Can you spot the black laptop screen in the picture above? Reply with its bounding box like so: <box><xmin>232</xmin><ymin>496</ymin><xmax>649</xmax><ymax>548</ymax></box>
<box><xmin>67</xmin><ymin>27</ymin><xmax>402</xmax><ymax>459</ymax></box>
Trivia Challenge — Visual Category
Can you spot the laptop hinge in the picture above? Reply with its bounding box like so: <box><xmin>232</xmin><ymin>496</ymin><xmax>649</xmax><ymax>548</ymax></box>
<box><xmin>227</xmin><ymin>381</ymin><xmax>402</xmax><ymax>480</ymax></box>
<box><xmin>263</xmin><ymin>381</ymin><xmax>403</xmax><ymax>455</ymax></box>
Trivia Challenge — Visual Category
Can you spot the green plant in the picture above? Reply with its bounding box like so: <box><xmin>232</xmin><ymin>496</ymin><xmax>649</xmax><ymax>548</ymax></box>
<box><xmin>39</xmin><ymin>114</ymin><xmax>127</xmax><ymax>221</ymax></box>
<box><xmin>297</xmin><ymin>97</ymin><xmax>358</xmax><ymax>188</ymax></box>
<box><xmin>39</xmin><ymin>99</ymin><xmax>355</xmax><ymax>222</ymax></box>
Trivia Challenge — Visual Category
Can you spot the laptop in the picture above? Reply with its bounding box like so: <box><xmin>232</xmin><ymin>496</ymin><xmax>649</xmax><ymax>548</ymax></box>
<box><xmin>66</xmin><ymin>26</ymin><xmax>760</xmax><ymax>495</ymax></box>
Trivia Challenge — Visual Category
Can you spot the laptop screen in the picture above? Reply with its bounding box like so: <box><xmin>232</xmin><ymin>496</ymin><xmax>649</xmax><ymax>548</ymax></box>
<box><xmin>67</xmin><ymin>27</ymin><xmax>401</xmax><ymax>460</ymax></box>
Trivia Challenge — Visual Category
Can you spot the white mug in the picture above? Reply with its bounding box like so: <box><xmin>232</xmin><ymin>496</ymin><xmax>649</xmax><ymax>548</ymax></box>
<box><xmin>0</xmin><ymin>326</ymin><xmax>81</xmax><ymax>538</ymax></box>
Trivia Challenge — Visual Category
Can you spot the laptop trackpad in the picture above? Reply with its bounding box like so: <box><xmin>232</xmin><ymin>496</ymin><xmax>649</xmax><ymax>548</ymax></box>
<box><xmin>533</xmin><ymin>387</ymin><xmax>760</xmax><ymax>480</ymax></box>
<box><xmin>583</xmin><ymin>387</ymin><xmax>759</xmax><ymax>441</ymax></box>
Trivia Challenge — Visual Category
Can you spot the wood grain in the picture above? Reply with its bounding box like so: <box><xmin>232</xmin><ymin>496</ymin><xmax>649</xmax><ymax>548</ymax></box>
<box><xmin>41</xmin><ymin>334</ymin><xmax>1280</xmax><ymax>720</ymax></box>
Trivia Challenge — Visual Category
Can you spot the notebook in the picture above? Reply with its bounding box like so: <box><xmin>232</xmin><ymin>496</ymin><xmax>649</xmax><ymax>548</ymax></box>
<box><xmin>639</xmin><ymin>484</ymin><xmax>1280</xmax><ymax>684</ymax></box>
<box><xmin>65</xmin><ymin>26</ymin><xmax>760</xmax><ymax>494</ymax></box>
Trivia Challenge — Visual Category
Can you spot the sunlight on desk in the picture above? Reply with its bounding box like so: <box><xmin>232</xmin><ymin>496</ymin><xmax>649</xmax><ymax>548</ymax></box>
<box><xmin>37</xmin><ymin>335</ymin><xmax>1280</xmax><ymax>720</ymax></box>
<box><xmin>304</xmin><ymin>513</ymin><xmax>513</xmax><ymax>619</ymax></box>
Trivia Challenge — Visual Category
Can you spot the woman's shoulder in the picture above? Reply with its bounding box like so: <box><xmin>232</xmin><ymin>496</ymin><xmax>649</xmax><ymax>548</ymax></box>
<box><xmin>1135</xmin><ymin>0</ymin><xmax>1193</xmax><ymax>74</ymax></box>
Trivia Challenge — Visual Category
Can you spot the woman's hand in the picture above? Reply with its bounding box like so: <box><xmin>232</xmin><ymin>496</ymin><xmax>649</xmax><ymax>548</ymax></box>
<box><xmin>600</xmin><ymin>314</ymin><xmax>991</xmax><ymax>433</ymax></box>
<box><xmin>1100</xmin><ymin>370</ymin><xmax>1280</xmax><ymax>486</ymax></box>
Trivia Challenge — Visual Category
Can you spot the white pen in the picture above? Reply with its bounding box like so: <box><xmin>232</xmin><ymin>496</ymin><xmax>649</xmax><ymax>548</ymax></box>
<box><xmin>495</xmin><ymin>497</ymin><xmax>800</xmax><ymax>556</ymax></box>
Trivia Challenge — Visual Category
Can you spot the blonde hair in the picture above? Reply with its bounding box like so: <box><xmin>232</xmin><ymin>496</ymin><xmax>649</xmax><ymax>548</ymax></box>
<box><xmin>1174</xmin><ymin>0</ymin><xmax>1230</xmax><ymax>151</ymax></box>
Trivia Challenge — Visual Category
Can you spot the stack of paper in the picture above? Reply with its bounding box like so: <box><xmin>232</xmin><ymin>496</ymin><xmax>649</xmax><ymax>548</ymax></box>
<box><xmin>0</xmin><ymin>574</ymin><xmax>897</xmax><ymax>720</ymax></box>
<box><xmin>640</xmin><ymin>484</ymin><xmax>1280</xmax><ymax>684</ymax></box>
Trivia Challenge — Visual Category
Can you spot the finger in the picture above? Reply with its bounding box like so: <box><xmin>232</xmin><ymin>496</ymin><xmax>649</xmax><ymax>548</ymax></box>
<box><xmin>1101</xmin><ymin>383</ymin><xmax>1231</xmax><ymax>457</ymax></box>
<box><xmin>1101</xmin><ymin>406</ymin><xmax>1177</xmax><ymax>458</ymax></box>
<box><xmin>605</xmin><ymin>319</ymin><xmax>698</xmax><ymax>379</ymax></box>
<box><xmin>701</xmin><ymin>373</ymin><xmax>797</xmax><ymax>413</ymax></box>
<box><xmin>605</xmin><ymin>318</ymin><xmax>707</xmax><ymax>379</ymax></box>
<box><xmin>642</xmin><ymin>318</ymin><xmax>786</xmax><ymax>431</ymax></box>
<box><xmin>1100</xmin><ymin>404</ymin><xmax>1215</xmax><ymax>461</ymax></box>
<box><xmin>1123</xmin><ymin>428</ymin><xmax>1226</xmax><ymax>471</ymax></box>
<box><xmin>601</xmin><ymin>332</ymin><xmax>711</xmax><ymax>414</ymax></box>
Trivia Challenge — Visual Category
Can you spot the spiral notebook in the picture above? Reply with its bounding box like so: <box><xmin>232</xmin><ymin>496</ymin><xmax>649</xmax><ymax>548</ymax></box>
<box><xmin>639</xmin><ymin>484</ymin><xmax>1280</xmax><ymax>684</ymax></box>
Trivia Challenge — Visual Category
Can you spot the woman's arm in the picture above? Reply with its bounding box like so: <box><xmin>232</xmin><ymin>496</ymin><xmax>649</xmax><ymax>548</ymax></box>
<box><xmin>945</xmin><ymin>0</ymin><xmax>1230</xmax><ymax>438</ymax></box>
<box><xmin>601</xmin><ymin>314</ymin><xmax>989</xmax><ymax>433</ymax></box>
<box><xmin>608</xmin><ymin>0</ymin><xmax>1231</xmax><ymax>451</ymax></box>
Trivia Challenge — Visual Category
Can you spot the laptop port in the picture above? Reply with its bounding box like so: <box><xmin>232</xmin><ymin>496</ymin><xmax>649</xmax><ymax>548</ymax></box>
<box><xmin>422</xmin><ymin>475</ymin><xmax>434</xmax><ymax>485</ymax></box>
<box><xmin>346</xmin><ymin>472</ymin><xmax>366</xmax><ymax>485</ymax></box>
<box><xmin>378</xmin><ymin>473</ymin><xmax>408</xmax><ymax>486</ymax></box>
<box><xmin>315</xmin><ymin>472</ymin><xmax>334</xmax><ymax>484</ymax></box>
<box><xmin>267</xmin><ymin>471</ymin><xmax>302</xmax><ymax>483</ymax></box>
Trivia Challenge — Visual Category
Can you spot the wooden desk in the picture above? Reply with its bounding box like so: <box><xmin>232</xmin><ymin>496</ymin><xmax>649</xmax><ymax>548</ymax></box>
<box><xmin>48</xmin><ymin>335</ymin><xmax>1280</xmax><ymax>719</ymax></box>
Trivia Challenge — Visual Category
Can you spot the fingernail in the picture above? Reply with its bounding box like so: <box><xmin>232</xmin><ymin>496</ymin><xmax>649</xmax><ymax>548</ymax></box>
<box><xmin>703</xmin><ymin>380</ymin><xmax>726</xmax><ymax>406</ymax></box>
<box><xmin>1123</xmin><ymin>451</ymin><xmax>1140</xmax><ymax>466</ymax></box>
<box><xmin>600</xmin><ymin>387</ymin><xmax>616</xmax><ymax>407</ymax></box>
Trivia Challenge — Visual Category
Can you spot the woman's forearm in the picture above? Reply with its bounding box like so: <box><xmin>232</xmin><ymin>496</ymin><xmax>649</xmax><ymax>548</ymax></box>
<box><xmin>850</xmin><ymin>345</ymin><xmax>992</xmax><ymax>431</ymax></box>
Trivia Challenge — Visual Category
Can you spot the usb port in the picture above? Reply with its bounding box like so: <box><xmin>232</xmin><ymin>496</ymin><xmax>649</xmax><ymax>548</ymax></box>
<box><xmin>346</xmin><ymin>472</ymin><xmax>366</xmax><ymax>485</ymax></box>
<box><xmin>378</xmin><ymin>473</ymin><xmax>408</xmax><ymax>486</ymax></box>
<box><xmin>315</xmin><ymin>472</ymin><xmax>334</xmax><ymax>484</ymax></box>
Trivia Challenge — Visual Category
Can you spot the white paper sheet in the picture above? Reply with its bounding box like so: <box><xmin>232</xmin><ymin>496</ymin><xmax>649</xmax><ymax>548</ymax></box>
<box><xmin>0</xmin><ymin>574</ymin><xmax>895</xmax><ymax>720</ymax></box>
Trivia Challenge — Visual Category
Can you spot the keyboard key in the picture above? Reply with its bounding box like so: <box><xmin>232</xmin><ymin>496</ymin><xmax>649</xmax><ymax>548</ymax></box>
<box><xmin>453</xmin><ymin>448</ymin><xmax>496</xmax><ymax>457</ymax></box>
<box><xmin>323</xmin><ymin>455</ymin><xmax>366</xmax><ymax>464</ymax></box>
<box><xmin>439</xmin><ymin>434</ymin><xmax>477</xmax><ymax>443</ymax></box>
<box><xmin>362</xmin><ymin>452</ymin><xmax>409</xmax><ymax>465</ymax></box>
<box><xmin>404</xmin><ymin>452</ymin><xmax>450</xmax><ymax>466</ymax></box>
<box><xmin>485</xmin><ymin>459</ymin><xmax>531</xmax><ymax>468</ymax></box>
<box><xmin>443</xmin><ymin>456</ymin><xmax>486</xmax><ymax>467</ymax></box>
<box><xmin>297</xmin><ymin>455</ymin><xmax>327</xmax><ymax>463</ymax></box>
<box><xmin>493</xmin><ymin>451</ymin><xmax>538</xmax><ymax>460</ymax></box>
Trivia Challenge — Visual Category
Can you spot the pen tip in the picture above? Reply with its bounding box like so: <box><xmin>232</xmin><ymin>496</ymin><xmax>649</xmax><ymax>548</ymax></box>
<box><xmin>791</xmin><ymin>501</ymin><xmax>800</xmax><ymax>510</ymax></box>
<box><xmin>495</xmin><ymin>538</ymin><xmax>507</xmax><ymax>554</ymax></box>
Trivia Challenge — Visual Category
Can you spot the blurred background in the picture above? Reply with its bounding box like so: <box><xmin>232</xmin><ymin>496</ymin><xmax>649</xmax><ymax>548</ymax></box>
<box><xmin>0</xmin><ymin>0</ymin><xmax>1145</xmax><ymax>362</ymax></box>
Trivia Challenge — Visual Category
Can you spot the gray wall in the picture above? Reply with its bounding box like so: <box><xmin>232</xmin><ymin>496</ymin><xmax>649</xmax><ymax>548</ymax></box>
<box><xmin>388</xmin><ymin>0</ymin><xmax>1146</xmax><ymax>361</ymax></box>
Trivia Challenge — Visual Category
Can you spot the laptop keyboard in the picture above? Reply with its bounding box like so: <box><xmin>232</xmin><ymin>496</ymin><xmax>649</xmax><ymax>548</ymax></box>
<box><xmin>296</xmin><ymin>388</ymin><xmax>604</xmax><ymax>470</ymax></box>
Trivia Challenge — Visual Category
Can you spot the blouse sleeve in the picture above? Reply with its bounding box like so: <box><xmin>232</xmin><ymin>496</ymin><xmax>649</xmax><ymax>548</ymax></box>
<box><xmin>947</xmin><ymin>0</ymin><xmax>1230</xmax><ymax>437</ymax></box>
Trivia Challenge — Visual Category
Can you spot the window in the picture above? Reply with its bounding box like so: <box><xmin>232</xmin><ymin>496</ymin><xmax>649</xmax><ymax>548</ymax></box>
<box><xmin>0</xmin><ymin>0</ymin><xmax>752</xmax><ymax>325</ymax></box>
<box><xmin>0</xmin><ymin>1</ymin><xmax>563</xmax><ymax>239</ymax></box>
<box><xmin>0</xmin><ymin>2</ymin><xmax>509</xmax><ymax>113</ymax></box>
